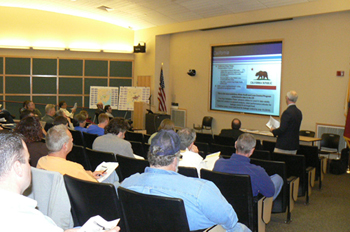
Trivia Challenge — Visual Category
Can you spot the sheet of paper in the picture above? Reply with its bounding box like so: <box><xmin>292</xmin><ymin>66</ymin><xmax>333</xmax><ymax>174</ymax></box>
<box><xmin>266</xmin><ymin>116</ymin><xmax>280</xmax><ymax>130</ymax></box>
<box><xmin>203</xmin><ymin>152</ymin><xmax>221</xmax><ymax>170</ymax></box>
<box><xmin>133</xmin><ymin>154</ymin><xmax>145</xmax><ymax>160</ymax></box>
<box><xmin>95</xmin><ymin>162</ymin><xmax>119</xmax><ymax>183</ymax></box>
<box><xmin>78</xmin><ymin>215</ymin><xmax>120</xmax><ymax>232</ymax></box>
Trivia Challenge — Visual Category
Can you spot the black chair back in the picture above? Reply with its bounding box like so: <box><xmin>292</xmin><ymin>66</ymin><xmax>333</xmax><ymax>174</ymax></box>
<box><xmin>194</xmin><ymin>142</ymin><xmax>210</xmax><ymax>159</ymax></box>
<box><xmin>271</xmin><ymin>153</ymin><xmax>308</xmax><ymax>198</ymax></box>
<box><xmin>178</xmin><ymin>166</ymin><xmax>198</xmax><ymax>178</ymax></box>
<box><xmin>64</xmin><ymin>175</ymin><xmax>128</xmax><ymax>231</ymax></box>
<box><xmin>143</xmin><ymin>134</ymin><xmax>151</xmax><ymax>144</ymax></box>
<box><xmin>213</xmin><ymin>135</ymin><xmax>235</xmax><ymax>146</ymax></box>
<box><xmin>299</xmin><ymin>130</ymin><xmax>315</xmax><ymax>137</ymax></box>
<box><xmin>130</xmin><ymin>141</ymin><xmax>146</xmax><ymax>159</ymax></box>
<box><xmin>210</xmin><ymin>143</ymin><xmax>235</xmax><ymax>157</ymax></box>
<box><xmin>69</xmin><ymin>129</ymin><xmax>85</xmax><ymax>147</ymax></box>
<box><xmin>118</xmin><ymin>187</ymin><xmax>190</xmax><ymax>232</ymax></box>
<box><xmin>200</xmin><ymin>169</ymin><xmax>256</xmax><ymax>231</ymax></box>
<box><xmin>251</xmin><ymin>149</ymin><xmax>271</xmax><ymax>160</ymax></box>
<box><xmin>202</xmin><ymin>116</ymin><xmax>213</xmax><ymax>129</ymax></box>
<box><xmin>82</xmin><ymin>132</ymin><xmax>98</xmax><ymax>149</ymax></box>
<box><xmin>320</xmin><ymin>133</ymin><xmax>340</xmax><ymax>151</ymax></box>
<box><xmin>125</xmin><ymin>131</ymin><xmax>144</xmax><ymax>143</ymax></box>
<box><xmin>115</xmin><ymin>154</ymin><xmax>149</xmax><ymax>182</ymax></box>
<box><xmin>195</xmin><ymin>132</ymin><xmax>214</xmax><ymax>145</ymax></box>
<box><xmin>262</xmin><ymin>140</ymin><xmax>276</xmax><ymax>154</ymax></box>
<box><xmin>66</xmin><ymin>145</ymin><xmax>91</xmax><ymax>170</ymax></box>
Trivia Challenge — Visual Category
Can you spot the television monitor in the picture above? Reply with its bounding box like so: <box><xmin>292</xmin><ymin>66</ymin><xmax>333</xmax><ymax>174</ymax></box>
<box><xmin>210</xmin><ymin>41</ymin><xmax>283</xmax><ymax>116</ymax></box>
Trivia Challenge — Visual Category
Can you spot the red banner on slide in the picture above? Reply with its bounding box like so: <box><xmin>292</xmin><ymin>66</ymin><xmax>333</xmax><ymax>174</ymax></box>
<box><xmin>246</xmin><ymin>85</ymin><xmax>276</xmax><ymax>90</ymax></box>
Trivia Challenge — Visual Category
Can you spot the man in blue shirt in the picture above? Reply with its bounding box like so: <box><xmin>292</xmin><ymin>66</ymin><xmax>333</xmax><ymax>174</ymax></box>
<box><xmin>87</xmin><ymin>113</ymin><xmax>109</xmax><ymax>136</ymax></box>
<box><xmin>214</xmin><ymin>133</ymin><xmax>283</xmax><ymax>200</ymax></box>
<box><xmin>121</xmin><ymin>130</ymin><xmax>250</xmax><ymax>232</ymax></box>
<box><xmin>73</xmin><ymin>114</ymin><xmax>88</xmax><ymax>133</ymax></box>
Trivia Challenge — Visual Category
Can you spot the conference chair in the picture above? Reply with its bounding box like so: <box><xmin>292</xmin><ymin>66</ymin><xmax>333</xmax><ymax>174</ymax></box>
<box><xmin>178</xmin><ymin>166</ymin><xmax>199</xmax><ymax>178</ymax></box>
<box><xmin>195</xmin><ymin>132</ymin><xmax>214</xmax><ymax>145</ymax></box>
<box><xmin>125</xmin><ymin>131</ymin><xmax>144</xmax><ymax>143</ymax></box>
<box><xmin>299</xmin><ymin>130</ymin><xmax>315</xmax><ymax>137</ymax></box>
<box><xmin>193</xmin><ymin>116</ymin><xmax>213</xmax><ymax>134</ymax></box>
<box><xmin>82</xmin><ymin>132</ymin><xmax>98</xmax><ymax>149</ymax></box>
<box><xmin>118</xmin><ymin>187</ymin><xmax>191</xmax><ymax>232</ymax></box>
<box><xmin>297</xmin><ymin>145</ymin><xmax>327</xmax><ymax>190</ymax></box>
<box><xmin>271</xmin><ymin>153</ymin><xmax>315</xmax><ymax>205</ymax></box>
<box><xmin>115</xmin><ymin>154</ymin><xmax>149</xmax><ymax>182</ymax></box>
<box><xmin>251</xmin><ymin>149</ymin><xmax>271</xmax><ymax>160</ymax></box>
<box><xmin>143</xmin><ymin>134</ymin><xmax>151</xmax><ymax>144</ymax></box>
<box><xmin>24</xmin><ymin>168</ymin><xmax>73</xmax><ymax>229</ymax></box>
<box><xmin>69</xmin><ymin>129</ymin><xmax>85</xmax><ymax>147</ymax></box>
<box><xmin>143</xmin><ymin>143</ymin><xmax>150</xmax><ymax>156</ymax></box>
<box><xmin>319</xmin><ymin>133</ymin><xmax>340</xmax><ymax>159</ymax></box>
<box><xmin>84</xmin><ymin>148</ymin><xmax>122</xmax><ymax>179</ymax></box>
<box><xmin>250</xmin><ymin>159</ymin><xmax>299</xmax><ymax>223</ymax></box>
<box><xmin>210</xmin><ymin>143</ymin><xmax>235</xmax><ymax>157</ymax></box>
<box><xmin>262</xmin><ymin>140</ymin><xmax>276</xmax><ymax>154</ymax></box>
<box><xmin>329</xmin><ymin>148</ymin><xmax>349</xmax><ymax>175</ymax></box>
<box><xmin>66</xmin><ymin>145</ymin><xmax>91</xmax><ymax>170</ymax></box>
<box><xmin>64</xmin><ymin>175</ymin><xmax>128</xmax><ymax>231</ymax></box>
<box><xmin>213</xmin><ymin>135</ymin><xmax>235</xmax><ymax>146</ymax></box>
<box><xmin>130</xmin><ymin>141</ymin><xmax>146</xmax><ymax>159</ymax></box>
<box><xmin>194</xmin><ymin>142</ymin><xmax>210</xmax><ymax>159</ymax></box>
<box><xmin>200</xmin><ymin>169</ymin><xmax>273</xmax><ymax>232</ymax></box>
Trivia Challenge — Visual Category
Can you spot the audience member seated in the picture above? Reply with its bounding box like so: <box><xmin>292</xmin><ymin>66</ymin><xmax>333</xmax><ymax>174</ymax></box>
<box><xmin>14</xmin><ymin>116</ymin><xmax>49</xmax><ymax>167</ymax></box>
<box><xmin>148</xmin><ymin>118</ymin><xmax>175</xmax><ymax>144</ymax></box>
<box><xmin>214</xmin><ymin>133</ymin><xmax>283</xmax><ymax>200</ymax></box>
<box><xmin>59</xmin><ymin>100</ymin><xmax>76</xmax><ymax>119</ymax></box>
<box><xmin>80</xmin><ymin>110</ymin><xmax>94</xmax><ymax>125</ymax></box>
<box><xmin>177</xmin><ymin>128</ymin><xmax>206</xmax><ymax>176</ymax></box>
<box><xmin>219</xmin><ymin>118</ymin><xmax>244</xmax><ymax>139</ymax></box>
<box><xmin>0</xmin><ymin>131</ymin><xmax>121</xmax><ymax>232</ymax></box>
<box><xmin>56</xmin><ymin>111</ymin><xmax>74</xmax><ymax>129</ymax></box>
<box><xmin>93</xmin><ymin>117</ymin><xmax>134</xmax><ymax>158</ymax></box>
<box><xmin>37</xmin><ymin>125</ymin><xmax>119</xmax><ymax>186</ymax></box>
<box><xmin>0</xmin><ymin>108</ymin><xmax>15</xmax><ymax>123</ymax></box>
<box><xmin>95</xmin><ymin>102</ymin><xmax>104</xmax><ymax>116</ymax></box>
<box><xmin>73</xmin><ymin>114</ymin><xmax>88</xmax><ymax>133</ymax></box>
<box><xmin>104</xmin><ymin>105</ymin><xmax>114</xmax><ymax>118</ymax></box>
<box><xmin>87</xmin><ymin>113</ymin><xmax>109</xmax><ymax>136</ymax></box>
<box><xmin>42</xmin><ymin>104</ymin><xmax>56</xmax><ymax>131</ymax></box>
<box><xmin>121</xmin><ymin>130</ymin><xmax>250</xmax><ymax>232</ymax></box>
<box><xmin>20</xmin><ymin>100</ymin><xmax>42</xmax><ymax>119</ymax></box>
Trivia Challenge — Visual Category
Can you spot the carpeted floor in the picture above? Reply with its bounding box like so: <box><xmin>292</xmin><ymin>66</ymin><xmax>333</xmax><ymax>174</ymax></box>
<box><xmin>266</xmin><ymin>172</ymin><xmax>350</xmax><ymax>232</ymax></box>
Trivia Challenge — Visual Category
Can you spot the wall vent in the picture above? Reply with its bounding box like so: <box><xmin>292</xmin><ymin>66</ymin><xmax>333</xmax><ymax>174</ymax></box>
<box><xmin>171</xmin><ymin>109</ymin><xmax>186</xmax><ymax>128</ymax></box>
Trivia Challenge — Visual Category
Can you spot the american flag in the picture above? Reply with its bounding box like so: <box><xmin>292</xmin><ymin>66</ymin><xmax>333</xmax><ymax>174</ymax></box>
<box><xmin>158</xmin><ymin>67</ymin><xmax>167</xmax><ymax>112</ymax></box>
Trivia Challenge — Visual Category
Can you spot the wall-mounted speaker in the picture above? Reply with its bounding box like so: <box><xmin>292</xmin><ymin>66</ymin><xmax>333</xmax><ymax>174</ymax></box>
<box><xmin>187</xmin><ymin>69</ymin><xmax>196</xmax><ymax>76</ymax></box>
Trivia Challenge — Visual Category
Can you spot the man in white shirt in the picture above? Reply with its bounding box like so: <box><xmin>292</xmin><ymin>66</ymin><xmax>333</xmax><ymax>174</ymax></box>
<box><xmin>177</xmin><ymin>128</ymin><xmax>206</xmax><ymax>176</ymax></box>
<box><xmin>0</xmin><ymin>132</ymin><xmax>120</xmax><ymax>232</ymax></box>
<box><xmin>59</xmin><ymin>101</ymin><xmax>76</xmax><ymax>119</ymax></box>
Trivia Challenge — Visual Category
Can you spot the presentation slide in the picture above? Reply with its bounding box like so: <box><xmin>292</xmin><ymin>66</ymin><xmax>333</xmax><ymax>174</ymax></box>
<box><xmin>210</xmin><ymin>42</ymin><xmax>282</xmax><ymax>116</ymax></box>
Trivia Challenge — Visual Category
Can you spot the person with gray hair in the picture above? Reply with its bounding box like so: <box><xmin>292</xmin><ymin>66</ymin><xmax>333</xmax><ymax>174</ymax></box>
<box><xmin>42</xmin><ymin>104</ymin><xmax>56</xmax><ymax>126</ymax></box>
<box><xmin>177</xmin><ymin>128</ymin><xmax>206</xmax><ymax>176</ymax></box>
<box><xmin>214</xmin><ymin>133</ymin><xmax>283</xmax><ymax>200</ymax></box>
<box><xmin>121</xmin><ymin>129</ymin><xmax>251</xmax><ymax>232</ymax></box>
<box><xmin>0</xmin><ymin>131</ymin><xmax>121</xmax><ymax>232</ymax></box>
<box><xmin>37</xmin><ymin>125</ymin><xmax>113</xmax><ymax>183</ymax></box>
<box><xmin>271</xmin><ymin>90</ymin><xmax>302</xmax><ymax>154</ymax></box>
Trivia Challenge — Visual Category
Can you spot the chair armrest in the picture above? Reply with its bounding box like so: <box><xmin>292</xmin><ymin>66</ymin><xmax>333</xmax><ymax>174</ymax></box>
<box><xmin>306</xmin><ymin>166</ymin><xmax>316</xmax><ymax>188</ymax></box>
<box><xmin>261</xmin><ymin>197</ymin><xmax>273</xmax><ymax>224</ymax></box>
<box><xmin>287</xmin><ymin>176</ymin><xmax>299</xmax><ymax>202</ymax></box>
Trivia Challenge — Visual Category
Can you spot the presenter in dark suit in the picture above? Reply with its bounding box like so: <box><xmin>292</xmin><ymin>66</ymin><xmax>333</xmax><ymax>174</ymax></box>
<box><xmin>271</xmin><ymin>91</ymin><xmax>302</xmax><ymax>154</ymax></box>
<box><xmin>219</xmin><ymin>118</ymin><xmax>244</xmax><ymax>139</ymax></box>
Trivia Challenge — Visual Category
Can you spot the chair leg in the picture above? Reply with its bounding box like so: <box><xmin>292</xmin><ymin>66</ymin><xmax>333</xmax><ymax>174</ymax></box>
<box><xmin>285</xmin><ymin>209</ymin><xmax>292</xmax><ymax>224</ymax></box>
